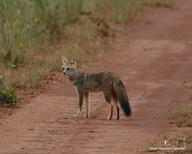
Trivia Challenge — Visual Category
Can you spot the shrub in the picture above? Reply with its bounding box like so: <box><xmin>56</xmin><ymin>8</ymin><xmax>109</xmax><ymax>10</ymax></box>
<box><xmin>0</xmin><ymin>76</ymin><xmax>18</xmax><ymax>107</ymax></box>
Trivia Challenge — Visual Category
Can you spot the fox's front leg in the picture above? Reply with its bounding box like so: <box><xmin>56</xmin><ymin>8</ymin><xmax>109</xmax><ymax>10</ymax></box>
<box><xmin>103</xmin><ymin>91</ymin><xmax>113</xmax><ymax>120</ymax></box>
<box><xmin>107</xmin><ymin>103</ymin><xmax>113</xmax><ymax>120</ymax></box>
<box><xmin>76</xmin><ymin>92</ymin><xmax>84</xmax><ymax>118</ymax></box>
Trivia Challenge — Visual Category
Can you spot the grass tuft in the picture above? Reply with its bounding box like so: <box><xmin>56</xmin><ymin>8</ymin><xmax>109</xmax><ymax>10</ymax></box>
<box><xmin>143</xmin><ymin>0</ymin><xmax>173</xmax><ymax>9</ymax></box>
<box><xmin>169</xmin><ymin>101</ymin><xmax>192</xmax><ymax>127</ymax></box>
<box><xmin>0</xmin><ymin>87</ymin><xmax>19</xmax><ymax>107</ymax></box>
<box><xmin>0</xmin><ymin>76</ymin><xmax>18</xmax><ymax>107</ymax></box>
<box><xmin>169</xmin><ymin>88</ymin><xmax>192</xmax><ymax>128</ymax></box>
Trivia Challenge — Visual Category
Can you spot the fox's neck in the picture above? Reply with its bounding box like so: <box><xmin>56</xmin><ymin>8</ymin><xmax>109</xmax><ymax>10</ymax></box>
<box><xmin>69</xmin><ymin>69</ymin><xmax>84</xmax><ymax>85</ymax></box>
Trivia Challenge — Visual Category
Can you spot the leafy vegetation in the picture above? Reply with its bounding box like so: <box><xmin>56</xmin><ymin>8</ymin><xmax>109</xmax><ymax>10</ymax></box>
<box><xmin>0</xmin><ymin>76</ymin><xmax>18</xmax><ymax>107</ymax></box>
<box><xmin>0</xmin><ymin>87</ymin><xmax>18</xmax><ymax>107</ymax></box>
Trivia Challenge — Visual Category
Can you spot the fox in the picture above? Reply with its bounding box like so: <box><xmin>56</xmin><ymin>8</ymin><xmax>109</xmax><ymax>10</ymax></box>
<box><xmin>62</xmin><ymin>57</ymin><xmax>131</xmax><ymax>120</ymax></box>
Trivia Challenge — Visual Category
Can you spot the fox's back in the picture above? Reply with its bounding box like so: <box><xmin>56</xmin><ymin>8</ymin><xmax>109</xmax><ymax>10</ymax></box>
<box><xmin>83</xmin><ymin>72</ymin><xmax>103</xmax><ymax>92</ymax></box>
<box><xmin>83</xmin><ymin>72</ymin><xmax>118</xmax><ymax>92</ymax></box>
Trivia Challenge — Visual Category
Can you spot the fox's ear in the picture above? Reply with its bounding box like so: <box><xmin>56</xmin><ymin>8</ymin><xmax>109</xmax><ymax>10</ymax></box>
<box><xmin>62</xmin><ymin>56</ymin><xmax>68</xmax><ymax>64</ymax></box>
<box><xmin>70</xmin><ymin>59</ymin><xmax>76</xmax><ymax>68</ymax></box>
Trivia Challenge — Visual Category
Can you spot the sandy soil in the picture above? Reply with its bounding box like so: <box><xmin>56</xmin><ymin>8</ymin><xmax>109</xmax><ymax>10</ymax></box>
<box><xmin>1</xmin><ymin>0</ymin><xmax>192</xmax><ymax>153</ymax></box>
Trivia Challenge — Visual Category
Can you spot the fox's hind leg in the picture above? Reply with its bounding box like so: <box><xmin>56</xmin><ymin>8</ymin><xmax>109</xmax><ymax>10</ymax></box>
<box><xmin>107</xmin><ymin>103</ymin><xmax>113</xmax><ymax>120</ymax></box>
<box><xmin>116</xmin><ymin>103</ymin><xmax>120</xmax><ymax>120</ymax></box>
<box><xmin>84</xmin><ymin>92</ymin><xmax>90</xmax><ymax>118</ymax></box>
<box><xmin>103</xmin><ymin>92</ymin><xmax>113</xmax><ymax>120</ymax></box>
<box><xmin>113</xmin><ymin>97</ymin><xmax>120</xmax><ymax>120</ymax></box>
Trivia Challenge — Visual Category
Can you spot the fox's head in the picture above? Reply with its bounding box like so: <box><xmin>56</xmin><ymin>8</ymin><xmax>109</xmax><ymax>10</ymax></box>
<box><xmin>62</xmin><ymin>56</ymin><xmax>77</xmax><ymax>77</ymax></box>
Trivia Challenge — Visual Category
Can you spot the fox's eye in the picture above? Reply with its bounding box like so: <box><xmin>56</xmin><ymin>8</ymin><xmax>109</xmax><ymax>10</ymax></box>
<box><xmin>62</xmin><ymin>68</ymin><xmax>65</xmax><ymax>70</ymax></box>
<box><xmin>66</xmin><ymin>68</ymin><xmax>70</xmax><ymax>71</ymax></box>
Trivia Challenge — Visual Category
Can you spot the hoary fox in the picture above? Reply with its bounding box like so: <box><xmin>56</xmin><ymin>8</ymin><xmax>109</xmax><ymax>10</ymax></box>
<box><xmin>62</xmin><ymin>57</ymin><xmax>131</xmax><ymax>120</ymax></box>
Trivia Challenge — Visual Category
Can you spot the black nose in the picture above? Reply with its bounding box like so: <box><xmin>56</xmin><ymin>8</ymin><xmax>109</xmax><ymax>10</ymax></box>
<box><xmin>63</xmin><ymin>72</ymin><xmax>66</xmax><ymax>75</ymax></box>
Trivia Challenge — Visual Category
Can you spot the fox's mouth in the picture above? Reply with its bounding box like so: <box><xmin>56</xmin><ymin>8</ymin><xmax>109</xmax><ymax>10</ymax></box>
<box><xmin>63</xmin><ymin>72</ymin><xmax>69</xmax><ymax>76</ymax></box>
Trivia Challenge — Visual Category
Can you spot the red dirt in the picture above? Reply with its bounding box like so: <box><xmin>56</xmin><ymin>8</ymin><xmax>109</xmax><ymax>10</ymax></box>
<box><xmin>1</xmin><ymin>0</ymin><xmax>192</xmax><ymax>153</ymax></box>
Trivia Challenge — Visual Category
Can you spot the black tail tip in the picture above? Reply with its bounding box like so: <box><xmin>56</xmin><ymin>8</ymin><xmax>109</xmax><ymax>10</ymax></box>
<box><xmin>124</xmin><ymin>108</ymin><xmax>131</xmax><ymax>117</ymax></box>
<box><xmin>122</xmin><ymin>103</ymin><xmax>131</xmax><ymax>117</ymax></box>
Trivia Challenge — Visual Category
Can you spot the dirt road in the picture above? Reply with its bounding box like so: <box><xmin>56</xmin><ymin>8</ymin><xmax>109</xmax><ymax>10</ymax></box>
<box><xmin>1</xmin><ymin>0</ymin><xmax>192</xmax><ymax>153</ymax></box>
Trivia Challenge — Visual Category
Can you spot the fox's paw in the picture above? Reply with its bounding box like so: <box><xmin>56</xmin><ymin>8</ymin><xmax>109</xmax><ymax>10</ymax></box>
<box><xmin>84</xmin><ymin>114</ymin><xmax>89</xmax><ymax>118</ymax></box>
<box><xmin>75</xmin><ymin>114</ymin><xmax>80</xmax><ymax>118</ymax></box>
<box><xmin>107</xmin><ymin>116</ymin><xmax>112</xmax><ymax>120</ymax></box>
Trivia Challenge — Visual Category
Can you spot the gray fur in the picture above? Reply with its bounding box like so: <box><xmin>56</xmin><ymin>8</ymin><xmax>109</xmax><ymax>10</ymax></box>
<box><xmin>62</xmin><ymin>59</ymin><xmax>131</xmax><ymax>120</ymax></box>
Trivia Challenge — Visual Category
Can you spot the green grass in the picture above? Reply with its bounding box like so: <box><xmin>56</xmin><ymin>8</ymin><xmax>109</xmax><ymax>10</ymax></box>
<box><xmin>0</xmin><ymin>87</ymin><xmax>19</xmax><ymax>107</ymax></box>
<box><xmin>0</xmin><ymin>0</ymin><xmax>147</xmax><ymax>65</ymax></box>
<box><xmin>0</xmin><ymin>76</ymin><xmax>18</xmax><ymax>107</ymax></box>
<box><xmin>0</xmin><ymin>0</ymin><xmax>173</xmax><ymax>88</ymax></box>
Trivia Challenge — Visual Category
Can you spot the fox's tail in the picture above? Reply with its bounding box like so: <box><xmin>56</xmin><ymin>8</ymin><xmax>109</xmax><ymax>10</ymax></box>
<box><xmin>113</xmin><ymin>79</ymin><xmax>131</xmax><ymax>116</ymax></box>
